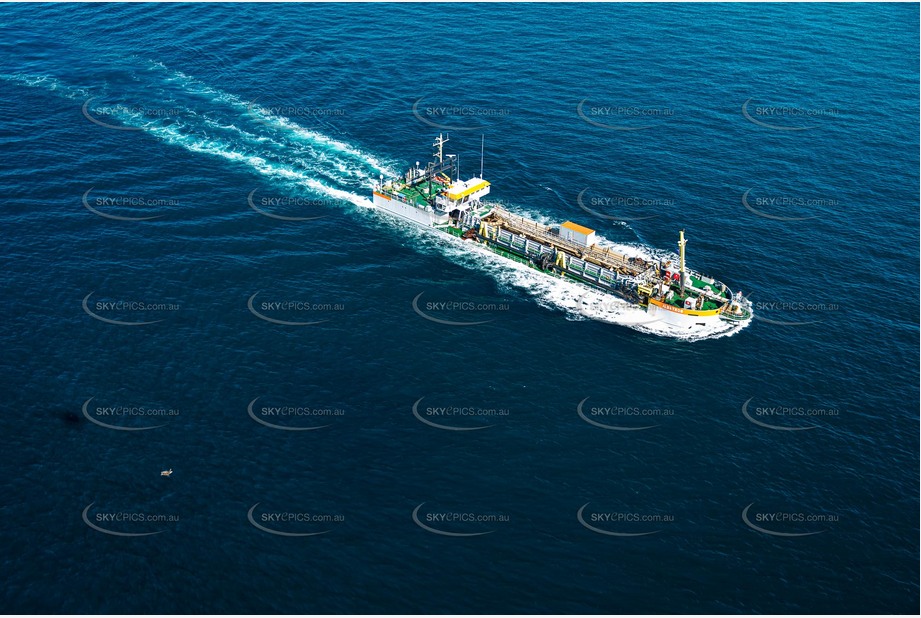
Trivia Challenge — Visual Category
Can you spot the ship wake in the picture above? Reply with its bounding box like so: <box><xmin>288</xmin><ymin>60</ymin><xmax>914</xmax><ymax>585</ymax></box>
<box><xmin>3</xmin><ymin>64</ymin><xmax>750</xmax><ymax>341</ymax></box>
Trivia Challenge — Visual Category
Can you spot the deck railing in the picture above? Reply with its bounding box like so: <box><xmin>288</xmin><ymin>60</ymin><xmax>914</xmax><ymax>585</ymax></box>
<box><xmin>487</xmin><ymin>207</ymin><xmax>645</xmax><ymax>275</ymax></box>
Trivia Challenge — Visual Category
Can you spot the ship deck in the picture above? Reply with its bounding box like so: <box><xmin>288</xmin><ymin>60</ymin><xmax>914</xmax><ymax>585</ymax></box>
<box><xmin>445</xmin><ymin>219</ymin><xmax>729</xmax><ymax>312</ymax></box>
<box><xmin>483</xmin><ymin>207</ymin><xmax>654</xmax><ymax>277</ymax></box>
<box><xmin>394</xmin><ymin>179</ymin><xmax>447</xmax><ymax>207</ymax></box>
<box><xmin>687</xmin><ymin>275</ymin><xmax>729</xmax><ymax>298</ymax></box>
<box><xmin>663</xmin><ymin>292</ymin><xmax>722</xmax><ymax>312</ymax></box>
<box><xmin>479</xmin><ymin>207</ymin><xmax>732</xmax><ymax>309</ymax></box>
<box><xmin>661</xmin><ymin>275</ymin><xmax>730</xmax><ymax>311</ymax></box>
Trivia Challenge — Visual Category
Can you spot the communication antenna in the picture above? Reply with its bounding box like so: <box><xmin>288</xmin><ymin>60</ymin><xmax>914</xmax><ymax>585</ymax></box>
<box><xmin>433</xmin><ymin>133</ymin><xmax>449</xmax><ymax>164</ymax></box>
<box><xmin>480</xmin><ymin>134</ymin><xmax>485</xmax><ymax>179</ymax></box>
<box><xmin>678</xmin><ymin>230</ymin><xmax>687</xmax><ymax>294</ymax></box>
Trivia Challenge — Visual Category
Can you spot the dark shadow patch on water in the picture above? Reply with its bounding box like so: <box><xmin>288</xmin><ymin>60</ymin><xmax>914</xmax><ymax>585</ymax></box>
<box><xmin>56</xmin><ymin>409</ymin><xmax>83</xmax><ymax>426</ymax></box>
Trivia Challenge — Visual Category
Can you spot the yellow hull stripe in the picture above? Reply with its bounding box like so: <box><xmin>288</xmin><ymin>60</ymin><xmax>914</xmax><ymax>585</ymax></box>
<box><xmin>649</xmin><ymin>298</ymin><xmax>723</xmax><ymax>317</ymax></box>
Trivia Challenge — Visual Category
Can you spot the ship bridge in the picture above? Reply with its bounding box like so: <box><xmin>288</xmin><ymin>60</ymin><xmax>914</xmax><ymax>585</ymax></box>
<box><xmin>436</xmin><ymin>177</ymin><xmax>490</xmax><ymax>212</ymax></box>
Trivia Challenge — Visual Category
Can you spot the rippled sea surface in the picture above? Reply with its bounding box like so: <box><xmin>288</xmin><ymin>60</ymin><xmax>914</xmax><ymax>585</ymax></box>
<box><xmin>0</xmin><ymin>3</ymin><xmax>918</xmax><ymax>613</ymax></box>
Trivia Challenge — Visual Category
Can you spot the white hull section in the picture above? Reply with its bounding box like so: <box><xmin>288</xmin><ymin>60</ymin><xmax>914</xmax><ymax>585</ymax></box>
<box><xmin>372</xmin><ymin>192</ymin><xmax>447</xmax><ymax>227</ymax></box>
<box><xmin>645</xmin><ymin>302</ymin><xmax>724</xmax><ymax>329</ymax></box>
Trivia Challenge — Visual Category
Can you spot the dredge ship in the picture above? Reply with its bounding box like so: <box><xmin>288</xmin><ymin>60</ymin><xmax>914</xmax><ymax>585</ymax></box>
<box><xmin>372</xmin><ymin>135</ymin><xmax>752</xmax><ymax>330</ymax></box>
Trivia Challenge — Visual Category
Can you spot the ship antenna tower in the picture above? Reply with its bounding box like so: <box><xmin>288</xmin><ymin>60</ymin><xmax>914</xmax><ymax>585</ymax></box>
<box><xmin>678</xmin><ymin>229</ymin><xmax>687</xmax><ymax>294</ymax></box>
<box><xmin>433</xmin><ymin>133</ymin><xmax>449</xmax><ymax>165</ymax></box>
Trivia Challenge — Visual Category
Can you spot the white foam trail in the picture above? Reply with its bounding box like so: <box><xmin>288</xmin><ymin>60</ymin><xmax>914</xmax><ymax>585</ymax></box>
<box><xmin>27</xmin><ymin>66</ymin><xmax>385</xmax><ymax>204</ymax></box>
<box><xmin>147</xmin><ymin>61</ymin><xmax>399</xmax><ymax>177</ymax></box>
<box><xmin>146</xmin><ymin>123</ymin><xmax>373</xmax><ymax>208</ymax></box>
<box><xmin>0</xmin><ymin>72</ymin><xmax>91</xmax><ymax>100</ymax></box>
<box><xmin>196</xmin><ymin>115</ymin><xmax>373</xmax><ymax>183</ymax></box>
<box><xmin>139</xmin><ymin>62</ymin><xmax>397</xmax><ymax>185</ymax></box>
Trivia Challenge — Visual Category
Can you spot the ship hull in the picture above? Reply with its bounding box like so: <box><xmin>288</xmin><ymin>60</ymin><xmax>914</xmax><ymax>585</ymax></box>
<box><xmin>646</xmin><ymin>298</ymin><xmax>725</xmax><ymax>328</ymax></box>
<box><xmin>468</xmin><ymin>229</ymin><xmax>729</xmax><ymax>328</ymax></box>
<box><xmin>370</xmin><ymin>203</ymin><xmax>735</xmax><ymax>328</ymax></box>
<box><xmin>373</xmin><ymin>191</ymin><xmax>448</xmax><ymax>226</ymax></box>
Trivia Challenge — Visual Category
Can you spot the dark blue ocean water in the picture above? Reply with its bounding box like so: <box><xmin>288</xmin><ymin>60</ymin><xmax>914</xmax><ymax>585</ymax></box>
<box><xmin>1</xmin><ymin>2</ymin><xmax>918</xmax><ymax>614</ymax></box>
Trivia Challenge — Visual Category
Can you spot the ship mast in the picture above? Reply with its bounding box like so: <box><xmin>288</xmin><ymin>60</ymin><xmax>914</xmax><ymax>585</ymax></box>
<box><xmin>433</xmin><ymin>133</ymin><xmax>449</xmax><ymax>165</ymax></box>
<box><xmin>678</xmin><ymin>229</ymin><xmax>687</xmax><ymax>294</ymax></box>
<box><xmin>480</xmin><ymin>134</ymin><xmax>485</xmax><ymax>179</ymax></box>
